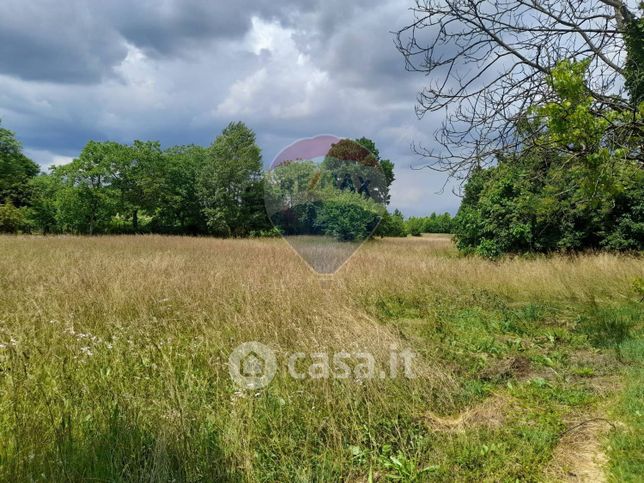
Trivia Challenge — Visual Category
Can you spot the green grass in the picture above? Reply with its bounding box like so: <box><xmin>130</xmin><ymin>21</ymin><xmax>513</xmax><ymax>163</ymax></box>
<box><xmin>607</xmin><ymin>338</ymin><xmax>644</xmax><ymax>482</ymax></box>
<box><xmin>0</xmin><ymin>235</ymin><xmax>641</xmax><ymax>481</ymax></box>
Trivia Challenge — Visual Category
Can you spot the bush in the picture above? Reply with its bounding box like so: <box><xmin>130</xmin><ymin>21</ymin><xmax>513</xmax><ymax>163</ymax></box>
<box><xmin>405</xmin><ymin>218</ymin><xmax>423</xmax><ymax>237</ymax></box>
<box><xmin>0</xmin><ymin>202</ymin><xmax>27</xmax><ymax>233</ymax></box>
<box><xmin>249</xmin><ymin>227</ymin><xmax>282</xmax><ymax>238</ymax></box>
<box><xmin>374</xmin><ymin>209</ymin><xmax>407</xmax><ymax>237</ymax></box>
<box><xmin>404</xmin><ymin>213</ymin><xmax>453</xmax><ymax>236</ymax></box>
<box><xmin>315</xmin><ymin>190</ymin><xmax>383</xmax><ymax>241</ymax></box>
<box><xmin>475</xmin><ymin>239</ymin><xmax>502</xmax><ymax>259</ymax></box>
<box><xmin>108</xmin><ymin>213</ymin><xmax>153</xmax><ymax>234</ymax></box>
<box><xmin>452</xmin><ymin>156</ymin><xmax>644</xmax><ymax>255</ymax></box>
<box><xmin>424</xmin><ymin>212</ymin><xmax>453</xmax><ymax>233</ymax></box>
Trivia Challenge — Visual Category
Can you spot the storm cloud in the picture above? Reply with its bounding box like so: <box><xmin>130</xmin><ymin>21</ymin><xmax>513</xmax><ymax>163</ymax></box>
<box><xmin>0</xmin><ymin>0</ymin><xmax>458</xmax><ymax>216</ymax></box>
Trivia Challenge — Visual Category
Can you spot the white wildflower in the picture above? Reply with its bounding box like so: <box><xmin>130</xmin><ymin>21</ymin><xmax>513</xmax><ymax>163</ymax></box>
<box><xmin>80</xmin><ymin>346</ymin><xmax>93</xmax><ymax>357</ymax></box>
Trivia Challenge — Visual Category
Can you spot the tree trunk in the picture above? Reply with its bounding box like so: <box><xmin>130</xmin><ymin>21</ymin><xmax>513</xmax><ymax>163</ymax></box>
<box><xmin>133</xmin><ymin>209</ymin><xmax>138</xmax><ymax>231</ymax></box>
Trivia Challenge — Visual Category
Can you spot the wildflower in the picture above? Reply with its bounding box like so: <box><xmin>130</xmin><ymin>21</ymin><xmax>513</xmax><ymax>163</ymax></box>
<box><xmin>80</xmin><ymin>346</ymin><xmax>93</xmax><ymax>357</ymax></box>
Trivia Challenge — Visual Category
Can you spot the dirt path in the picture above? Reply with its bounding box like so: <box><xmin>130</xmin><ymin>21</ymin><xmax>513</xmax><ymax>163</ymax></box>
<box><xmin>546</xmin><ymin>416</ymin><xmax>616</xmax><ymax>482</ymax></box>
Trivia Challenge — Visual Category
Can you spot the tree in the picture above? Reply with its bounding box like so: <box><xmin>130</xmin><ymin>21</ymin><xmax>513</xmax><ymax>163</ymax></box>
<box><xmin>323</xmin><ymin>139</ymin><xmax>390</xmax><ymax>205</ymax></box>
<box><xmin>0</xmin><ymin>120</ymin><xmax>399</xmax><ymax>241</ymax></box>
<box><xmin>197</xmin><ymin>122</ymin><xmax>265</xmax><ymax>237</ymax></box>
<box><xmin>395</xmin><ymin>0</ymin><xmax>643</xmax><ymax>180</ymax></box>
<box><xmin>53</xmin><ymin>141</ymin><xmax>124</xmax><ymax>234</ymax></box>
<box><xmin>402</xmin><ymin>212</ymin><xmax>454</xmax><ymax>236</ymax></box>
<box><xmin>374</xmin><ymin>209</ymin><xmax>407</xmax><ymax>237</ymax></box>
<box><xmin>0</xmin><ymin>201</ymin><xmax>26</xmax><ymax>233</ymax></box>
<box><xmin>264</xmin><ymin>160</ymin><xmax>323</xmax><ymax>235</ymax></box>
<box><xmin>355</xmin><ymin>137</ymin><xmax>395</xmax><ymax>204</ymax></box>
<box><xmin>623</xmin><ymin>6</ymin><xmax>644</xmax><ymax>105</ymax></box>
<box><xmin>26</xmin><ymin>142</ymin><xmax>210</xmax><ymax>235</ymax></box>
<box><xmin>110</xmin><ymin>141</ymin><xmax>164</xmax><ymax>232</ymax></box>
<box><xmin>424</xmin><ymin>212</ymin><xmax>453</xmax><ymax>233</ymax></box>
<box><xmin>265</xmin><ymin>140</ymin><xmax>392</xmax><ymax>241</ymax></box>
<box><xmin>405</xmin><ymin>217</ymin><xmax>425</xmax><ymax>237</ymax></box>
<box><xmin>0</xmin><ymin>120</ymin><xmax>40</xmax><ymax>207</ymax></box>
<box><xmin>326</xmin><ymin>139</ymin><xmax>379</xmax><ymax>168</ymax></box>
<box><xmin>452</xmin><ymin>61</ymin><xmax>643</xmax><ymax>255</ymax></box>
<box><xmin>28</xmin><ymin>174</ymin><xmax>62</xmax><ymax>234</ymax></box>
<box><xmin>153</xmin><ymin>145</ymin><xmax>209</xmax><ymax>234</ymax></box>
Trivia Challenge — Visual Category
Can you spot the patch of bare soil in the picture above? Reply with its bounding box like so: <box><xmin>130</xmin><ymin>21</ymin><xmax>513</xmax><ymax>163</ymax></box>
<box><xmin>480</xmin><ymin>355</ymin><xmax>533</xmax><ymax>381</ymax></box>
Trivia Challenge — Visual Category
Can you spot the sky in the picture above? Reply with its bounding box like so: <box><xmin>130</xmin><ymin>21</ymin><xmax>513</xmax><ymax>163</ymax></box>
<box><xmin>0</xmin><ymin>0</ymin><xmax>459</xmax><ymax>216</ymax></box>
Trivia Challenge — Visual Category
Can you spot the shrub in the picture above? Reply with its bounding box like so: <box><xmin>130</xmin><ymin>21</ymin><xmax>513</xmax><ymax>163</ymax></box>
<box><xmin>374</xmin><ymin>209</ymin><xmax>407</xmax><ymax>237</ymax></box>
<box><xmin>249</xmin><ymin>227</ymin><xmax>282</xmax><ymax>238</ymax></box>
<box><xmin>475</xmin><ymin>239</ymin><xmax>502</xmax><ymax>259</ymax></box>
<box><xmin>315</xmin><ymin>190</ymin><xmax>383</xmax><ymax>241</ymax></box>
<box><xmin>0</xmin><ymin>202</ymin><xmax>26</xmax><ymax>233</ymax></box>
<box><xmin>405</xmin><ymin>217</ymin><xmax>425</xmax><ymax>237</ymax></box>
<box><xmin>404</xmin><ymin>213</ymin><xmax>453</xmax><ymax>236</ymax></box>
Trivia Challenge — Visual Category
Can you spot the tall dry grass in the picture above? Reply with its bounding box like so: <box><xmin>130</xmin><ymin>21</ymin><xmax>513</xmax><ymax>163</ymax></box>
<box><xmin>0</xmin><ymin>234</ymin><xmax>641</xmax><ymax>481</ymax></box>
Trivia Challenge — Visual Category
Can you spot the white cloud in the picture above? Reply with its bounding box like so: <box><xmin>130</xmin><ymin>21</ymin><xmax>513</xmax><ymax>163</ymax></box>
<box><xmin>389</xmin><ymin>167</ymin><xmax>457</xmax><ymax>216</ymax></box>
<box><xmin>24</xmin><ymin>149</ymin><xmax>74</xmax><ymax>170</ymax></box>
<box><xmin>216</xmin><ymin>17</ymin><xmax>330</xmax><ymax>120</ymax></box>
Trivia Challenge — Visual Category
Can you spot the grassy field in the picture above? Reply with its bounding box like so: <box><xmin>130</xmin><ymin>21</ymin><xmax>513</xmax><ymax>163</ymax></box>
<box><xmin>0</xmin><ymin>235</ymin><xmax>642</xmax><ymax>482</ymax></box>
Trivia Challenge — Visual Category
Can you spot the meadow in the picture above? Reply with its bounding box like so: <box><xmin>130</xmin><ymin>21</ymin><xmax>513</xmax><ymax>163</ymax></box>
<box><xmin>0</xmin><ymin>235</ymin><xmax>642</xmax><ymax>482</ymax></box>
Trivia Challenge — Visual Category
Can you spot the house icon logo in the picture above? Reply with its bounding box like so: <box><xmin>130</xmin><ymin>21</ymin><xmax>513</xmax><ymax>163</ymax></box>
<box><xmin>229</xmin><ymin>342</ymin><xmax>277</xmax><ymax>390</ymax></box>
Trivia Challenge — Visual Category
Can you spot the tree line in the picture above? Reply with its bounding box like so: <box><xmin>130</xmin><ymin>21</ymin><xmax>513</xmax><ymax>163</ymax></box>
<box><xmin>1</xmin><ymin>122</ymin><xmax>263</xmax><ymax>236</ymax></box>
<box><xmin>3</xmin><ymin>121</ymin><xmax>442</xmax><ymax>238</ymax></box>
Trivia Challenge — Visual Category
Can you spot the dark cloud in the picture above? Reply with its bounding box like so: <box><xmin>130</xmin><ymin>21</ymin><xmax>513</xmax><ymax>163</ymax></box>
<box><xmin>107</xmin><ymin>1</ymin><xmax>255</xmax><ymax>58</ymax></box>
<box><xmin>0</xmin><ymin>0</ymin><xmax>459</xmax><ymax>215</ymax></box>
<box><xmin>0</xmin><ymin>0</ymin><xmax>280</xmax><ymax>83</ymax></box>
<box><xmin>0</xmin><ymin>0</ymin><xmax>381</xmax><ymax>83</ymax></box>
<box><xmin>0</xmin><ymin>1</ymin><xmax>127</xmax><ymax>83</ymax></box>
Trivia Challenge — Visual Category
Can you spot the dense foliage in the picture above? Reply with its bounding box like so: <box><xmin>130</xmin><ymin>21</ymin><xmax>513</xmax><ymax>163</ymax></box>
<box><xmin>453</xmin><ymin>60</ymin><xmax>643</xmax><ymax>256</ymax></box>
<box><xmin>314</xmin><ymin>190</ymin><xmax>383</xmax><ymax>241</ymax></box>
<box><xmin>0</xmin><ymin>125</ymin><xmax>405</xmax><ymax>240</ymax></box>
<box><xmin>405</xmin><ymin>212</ymin><xmax>453</xmax><ymax>236</ymax></box>
<box><xmin>0</xmin><ymin>122</ymin><xmax>40</xmax><ymax>233</ymax></box>
<box><xmin>0</xmin><ymin>122</ymin><xmax>39</xmax><ymax>208</ymax></box>
<box><xmin>197</xmin><ymin>122</ymin><xmax>268</xmax><ymax>237</ymax></box>
<box><xmin>0</xmin><ymin>123</ymin><xmax>269</xmax><ymax>235</ymax></box>
<box><xmin>374</xmin><ymin>209</ymin><xmax>406</xmax><ymax>238</ymax></box>
<box><xmin>265</xmin><ymin>140</ymin><xmax>390</xmax><ymax>242</ymax></box>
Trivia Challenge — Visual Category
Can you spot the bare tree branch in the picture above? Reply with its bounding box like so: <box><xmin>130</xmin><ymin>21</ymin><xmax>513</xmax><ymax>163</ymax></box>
<box><xmin>395</xmin><ymin>0</ymin><xmax>640</xmax><ymax>180</ymax></box>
